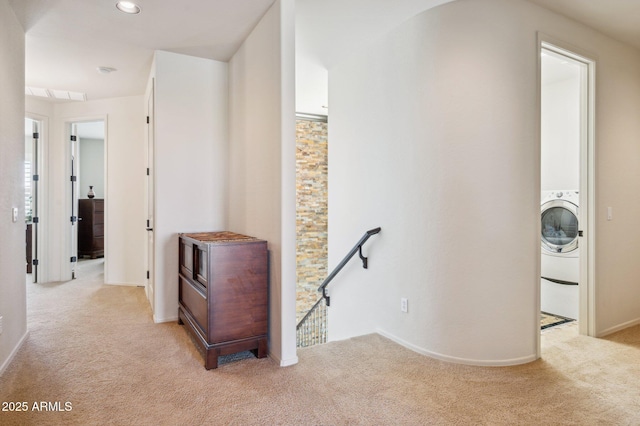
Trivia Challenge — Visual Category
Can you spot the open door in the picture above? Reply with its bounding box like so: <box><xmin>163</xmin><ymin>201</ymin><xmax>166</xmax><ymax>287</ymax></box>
<box><xmin>69</xmin><ymin>124</ymin><xmax>79</xmax><ymax>279</ymax></box>
<box><xmin>145</xmin><ymin>79</ymin><xmax>155</xmax><ymax>311</ymax></box>
<box><xmin>25</xmin><ymin>118</ymin><xmax>41</xmax><ymax>282</ymax></box>
<box><xmin>540</xmin><ymin>40</ymin><xmax>596</xmax><ymax>338</ymax></box>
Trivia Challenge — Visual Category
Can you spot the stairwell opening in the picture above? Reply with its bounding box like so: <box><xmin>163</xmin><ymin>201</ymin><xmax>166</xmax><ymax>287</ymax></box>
<box><xmin>295</xmin><ymin>114</ymin><xmax>328</xmax><ymax>344</ymax></box>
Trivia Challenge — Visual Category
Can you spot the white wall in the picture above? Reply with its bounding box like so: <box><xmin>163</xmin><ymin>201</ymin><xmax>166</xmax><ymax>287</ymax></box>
<box><xmin>228</xmin><ymin>0</ymin><xmax>297</xmax><ymax>366</ymax></box>
<box><xmin>78</xmin><ymin>138</ymin><xmax>105</xmax><ymax>199</ymax></box>
<box><xmin>541</xmin><ymin>65</ymin><xmax>581</xmax><ymax>191</ymax></box>
<box><xmin>25</xmin><ymin>96</ymin><xmax>146</xmax><ymax>287</ymax></box>
<box><xmin>151</xmin><ymin>51</ymin><xmax>228</xmax><ymax>322</ymax></box>
<box><xmin>328</xmin><ymin>0</ymin><xmax>640</xmax><ymax>364</ymax></box>
<box><xmin>0</xmin><ymin>0</ymin><xmax>27</xmax><ymax>374</ymax></box>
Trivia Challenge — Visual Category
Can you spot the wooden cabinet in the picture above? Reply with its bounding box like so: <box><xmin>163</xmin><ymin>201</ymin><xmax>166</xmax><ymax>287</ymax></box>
<box><xmin>178</xmin><ymin>231</ymin><xmax>268</xmax><ymax>369</ymax></box>
<box><xmin>78</xmin><ymin>199</ymin><xmax>104</xmax><ymax>259</ymax></box>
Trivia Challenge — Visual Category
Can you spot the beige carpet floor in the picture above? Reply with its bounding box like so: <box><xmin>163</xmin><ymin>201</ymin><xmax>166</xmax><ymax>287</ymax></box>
<box><xmin>1</xmin><ymin>259</ymin><xmax>640</xmax><ymax>425</ymax></box>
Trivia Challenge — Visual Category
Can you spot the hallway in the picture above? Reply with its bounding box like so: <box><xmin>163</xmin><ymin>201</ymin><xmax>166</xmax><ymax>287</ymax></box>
<box><xmin>1</xmin><ymin>260</ymin><xmax>639</xmax><ymax>424</ymax></box>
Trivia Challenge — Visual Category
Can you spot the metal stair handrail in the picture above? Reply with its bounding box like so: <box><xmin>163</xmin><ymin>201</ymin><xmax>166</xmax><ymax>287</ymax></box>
<box><xmin>296</xmin><ymin>227</ymin><xmax>381</xmax><ymax>347</ymax></box>
<box><xmin>318</xmin><ymin>227</ymin><xmax>381</xmax><ymax>306</ymax></box>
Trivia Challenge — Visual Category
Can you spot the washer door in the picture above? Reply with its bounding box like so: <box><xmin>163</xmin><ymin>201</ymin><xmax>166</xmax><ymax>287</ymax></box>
<box><xmin>541</xmin><ymin>199</ymin><xmax>579</xmax><ymax>253</ymax></box>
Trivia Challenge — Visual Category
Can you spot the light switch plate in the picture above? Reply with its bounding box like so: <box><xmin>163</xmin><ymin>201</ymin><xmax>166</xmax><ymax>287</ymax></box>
<box><xmin>12</xmin><ymin>208</ymin><xmax>18</xmax><ymax>223</ymax></box>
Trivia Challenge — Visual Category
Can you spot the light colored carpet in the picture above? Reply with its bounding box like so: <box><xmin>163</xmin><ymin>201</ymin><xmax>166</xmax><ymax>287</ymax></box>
<box><xmin>1</xmin><ymin>259</ymin><xmax>640</xmax><ymax>425</ymax></box>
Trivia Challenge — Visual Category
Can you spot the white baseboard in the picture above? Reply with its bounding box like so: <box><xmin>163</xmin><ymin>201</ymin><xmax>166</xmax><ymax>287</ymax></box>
<box><xmin>0</xmin><ymin>331</ymin><xmax>29</xmax><ymax>377</ymax></box>
<box><xmin>277</xmin><ymin>353</ymin><xmax>299</xmax><ymax>367</ymax></box>
<box><xmin>104</xmin><ymin>282</ymin><xmax>144</xmax><ymax>287</ymax></box>
<box><xmin>154</xmin><ymin>314</ymin><xmax>179</xmax><ymax>323</ymax></box>
<box><xmin>597</xmin><ymin>317</ymin><xmax>640</xmax><ymax>337</ymax></box>
<box><xmin>376</xmin><ymin>329</ymin><xmax>537</xmax><ymax>367</ymax></box>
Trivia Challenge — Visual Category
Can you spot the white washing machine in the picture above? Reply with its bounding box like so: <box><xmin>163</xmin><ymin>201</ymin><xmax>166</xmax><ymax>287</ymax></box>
<box><xmin>541</xmin><ymin>190</ymin><xmax>579</xmax><ymax>319</ymax></box>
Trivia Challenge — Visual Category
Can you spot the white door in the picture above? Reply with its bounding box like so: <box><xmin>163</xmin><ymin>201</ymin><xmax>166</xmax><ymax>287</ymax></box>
<box><xmin>145</xmin><ymin>80</ymin><xmax>155</xmax><ymax>309</ymax></box>
<box><xmin>69</xmin><ymin>123</ymin><xmax>79</xmax><ymax>279</ymax></box>
<box><xmin>25</xmin><ymin>119</ymin><xmax>41</xmax><ymax>282</ymax></box>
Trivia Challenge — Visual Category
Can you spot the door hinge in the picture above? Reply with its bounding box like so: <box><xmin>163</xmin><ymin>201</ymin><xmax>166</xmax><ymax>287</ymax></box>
<box><xmin>70</xmin><ymin>175</ymin><xmax>77</xmax><ymax>182</ymax></box>
<box><xmin>33</xmin><ymin>174</ymin><xmax>39</xmax><ymax>181</ymax></box>
<box><xmin>146</xmin><ymin>270</ymin><xmax>150</xmax><ymax>279</ymax></box>
<box><xmin>32</xmin><ymin>259</ymin><xmax>39</xmax><ymax>266</ymax></box>
<box><xmin>146</xmin><ymin>116</ymin><xmax>150</xmax><ymax>124</ymax></box>
<box><xmin>70</xmin><ymin>135</ymin><xmax>77</xmax><ymax>141</ymax></box>
<box><xmin>33</xmin><ymin>132</ymin><xmax>39</xmax><ymax>139</ymax></box>
<box><xmin>146</xmin><ymin>167</ymin><xmax>150</xmax><ymax>176</ymax></box>
<box><xmin>70</xmin><ymin>256</ymin><xmax>77</xmax><ymax>263</ymax></box>
<box><xmin>32</xmin><ymin>217</ymin><xmax>39</xmax><ymax>223</ymax></box>
<box><xmin>70</xmin><ymin>216</ymin><xmax>77</xmax><ymax>223</ymax></box>
<box><xmin>578</xmin><ymin>230</ymin><xmax>584</xmax><ymax>237</ymax></box>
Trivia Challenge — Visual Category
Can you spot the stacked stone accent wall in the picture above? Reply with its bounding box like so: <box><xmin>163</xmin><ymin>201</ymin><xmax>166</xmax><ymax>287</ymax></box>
<box><xmin>296</xmin><ymin>119</ymin><xmax>328</xmax><ymax>323</ymax></box>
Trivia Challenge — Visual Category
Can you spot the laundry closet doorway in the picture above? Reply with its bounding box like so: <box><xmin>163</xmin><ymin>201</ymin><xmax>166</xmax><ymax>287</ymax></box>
<box><xmin>540</xmin><ymin>40</ymin><xmax>596</xmax><ymax>337</ymax></box>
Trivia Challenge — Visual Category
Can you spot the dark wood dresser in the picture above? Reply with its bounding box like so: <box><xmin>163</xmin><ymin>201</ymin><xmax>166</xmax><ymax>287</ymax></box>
<box><xmin>178</xmin><ymin>231</ymin><xmax>268</xmax><ymax>369</ymax></box>
<box><xmin>78</xmin><ymin>199</ymin><xmax>104</xmax><ymax>259</ymax></box>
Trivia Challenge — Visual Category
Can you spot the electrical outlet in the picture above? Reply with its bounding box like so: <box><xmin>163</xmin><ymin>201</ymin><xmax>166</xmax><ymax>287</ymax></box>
<box><xmin>401</xmin><ymin>298</ymin><xmax>408</xmax><ymax>313</ymax></box>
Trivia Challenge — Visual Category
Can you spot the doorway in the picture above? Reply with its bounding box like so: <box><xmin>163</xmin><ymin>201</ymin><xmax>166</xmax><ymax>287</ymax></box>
<box><xmin>540</xmin><ymin>41</ymin><xmax>596</xmax><ymax>337</ymax></box>
<box><xmin>69</xmin><ymin>120</ymin><xmax>106</xmax><ymax>279</ymax></box>
<box><xmin>145</xmin><ymin>81</ymin><xmax>155</xmax><ymax>311</ymax></box>
<box><xmin>25</xmin><ymin>118</ymin><xmax>42</xmax><ymax>283</ymax></box>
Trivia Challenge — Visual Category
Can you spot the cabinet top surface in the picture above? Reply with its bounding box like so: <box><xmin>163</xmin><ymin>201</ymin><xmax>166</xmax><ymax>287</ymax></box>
<box><xmin>180</xmin><ymin>231</ymin><xmax>263</xmax><ymax>244</ymax></box>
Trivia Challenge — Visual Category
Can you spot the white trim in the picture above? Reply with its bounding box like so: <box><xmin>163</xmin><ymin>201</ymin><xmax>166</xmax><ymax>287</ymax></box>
<box><xmin>270</xmin><ymin>351</ymin><xmax>299</xmax><ymax>367</ymax></box>
<box><xmin>62</xmin><ymin>115</ymin><xmax>108</xmax><ymax>282</ymax></box>
<box><xmin>24</xmin><ymin>114</ymin><xmax>49</xmax><ymax>283</ymax></box>
<box><xmin>538</xmin><ymin>34</ymin><xmax>598</xmax><ymax>338</ymax></box>
<box><xmin>377</xmin><ymin>329</ymin><xmax>537</xmax><ymax>367</ymax></box>
<box><xmin>597</xmin><ymin>318</ymin><xmax>640</xmax><ymax>338</ymax></box>
<box><xmin>153</xmin><ymin>314</ymin><xmax>179</xmax><ymax>323</ymax></box>
<box><xmin>0</xmin><ymin>331</ymin><xmax>29</xmax><ymax>377</ymax></box>
<box><xmin>103</xmin><ymin>282</ymin><xmax>140</xmax><ymax>287</ymax></box>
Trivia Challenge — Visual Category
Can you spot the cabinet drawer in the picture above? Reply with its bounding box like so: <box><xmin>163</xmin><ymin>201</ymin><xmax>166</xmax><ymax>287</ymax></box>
<box><xmin>93</xmin><ymin>212</ymin><xmax>104</xmax><ymax>225</ymax></box>
<box><xmin>93</xmin><ymin>236</ymin><xmax>104</xmax><ymax>250</ymax></box>
<box><xmin>179</xmin><ymin>275</ymin><xmax>207</xmax><ymax>334</ymax></box>
<box><xmin>93</xmin><ymin>200</ymin><xmax>104</xmax><ymax>213</ymax></box>
<box><xmin>93</xmin><ymin>224</ymin><xmax>104</xmax><ymax>237</ymax></box>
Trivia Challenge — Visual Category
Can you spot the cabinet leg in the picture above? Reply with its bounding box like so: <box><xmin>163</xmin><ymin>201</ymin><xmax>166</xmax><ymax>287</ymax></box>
<box><xmin>256</xmin><ymin>338</ymin><xmax>268</xmax><ymax>359</ymax></box>
<box><xmin>205</xmin><ymin>349</ymin><xmax>219</xmax><ymax>370</ymax></box>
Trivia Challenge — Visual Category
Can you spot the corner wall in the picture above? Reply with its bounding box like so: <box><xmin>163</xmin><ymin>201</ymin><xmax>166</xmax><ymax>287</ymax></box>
<box><xmin>228</xmin><ymin>0</ymin><xmax>297</xmax><ymax>366</ymax></box>
<box><xmin>0</xmin><ymin>0</ymin><xmax>27</xmax><ymax>373</ymax></box>
<box><xmin>328</xmin><ymin>0</ymin><xmax>640</xmax><ymax>364</ymax></box>
<box><xmin>152</xmin><ymin>51</ymin><xmax>228</xmax><ymax>322</ymax></box>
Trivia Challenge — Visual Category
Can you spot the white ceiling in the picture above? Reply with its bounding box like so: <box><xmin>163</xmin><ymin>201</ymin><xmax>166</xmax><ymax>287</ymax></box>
<box><xmin>9</xmin><ymin>0</ymin><xmax>275</xmax><ymax>101</ymax></box>
<box><xmin>526</xmin><ymin>0</ymin><xmax>640</xmax><ymax>52</ymax></box>
<box><xmin>7</xmin><ymin>0</ymin><xmax>640</xmax><ymax>104</ymax></box>
<box><xmin>295</xmin><ymin>0</ymin><xmax>455</xmax><ymax>70</ymax></box>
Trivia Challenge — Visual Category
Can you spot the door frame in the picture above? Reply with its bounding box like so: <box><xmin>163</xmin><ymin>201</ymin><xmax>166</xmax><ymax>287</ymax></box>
<box><xmin>538</xmin><ymin>35</ymin><xmax>597</xmax><ymax>348</ymax></box>
<box><xmin>64</xmin><ymin>115</ymin><xmax>108</xmax><ymax>280</ymax></box>
<box><xmin>25</xmin><ymin>114</ymin><xmax>48</xmax><ymax>283</ymax></box>
<box><xmin>145</xmin><ymin>78</ymin><xmax>156</xmax><ymax>312</ymax></box>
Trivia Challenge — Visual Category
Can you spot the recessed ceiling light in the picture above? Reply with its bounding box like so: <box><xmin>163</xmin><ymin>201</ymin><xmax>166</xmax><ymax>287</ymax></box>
<box><xmin>116</xmin><ymin>1</ymin><xmax>141</xmax><ymax>14</ymax></box>
<box><xmin>97</xmin><ymin>66</ymin><xmax>117</xmax><ymax>74</ymax></box>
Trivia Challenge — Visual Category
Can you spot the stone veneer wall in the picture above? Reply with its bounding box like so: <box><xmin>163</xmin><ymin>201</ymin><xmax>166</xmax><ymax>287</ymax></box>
<box><xmin>296</xmin><ymin>118</ymin><xmax>328</xmax><ymax>323</ymax></box>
